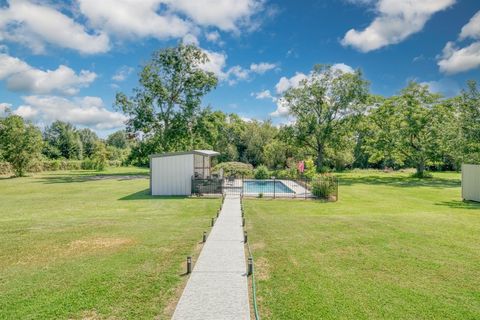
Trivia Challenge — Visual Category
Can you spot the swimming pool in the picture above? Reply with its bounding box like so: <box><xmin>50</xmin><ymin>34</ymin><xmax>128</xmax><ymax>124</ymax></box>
<box><xmin>243</xmin><ymin>180</ymin><xmax>294</xmax><ymax>194</ymax></box>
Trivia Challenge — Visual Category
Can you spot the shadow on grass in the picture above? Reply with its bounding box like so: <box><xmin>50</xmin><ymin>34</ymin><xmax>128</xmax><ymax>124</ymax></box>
<box><xmin>119</xmin><ymin>189</ymin><xmax>188</xmax><ymax>201</ymax></box>
<box><xmin>37</xmin><ymin>172</ymin><xmax>148</xmax><ymax>184</ymax></box>
<box><xmin>339</xmin><ymin>175</ymin><xmax>460</xmax><ymax>189</ymax></box>
<box><xmin>0</xmin><ymin>175</ymin><xmax>16</xmax><ymax>180</ymax></box>
<box><xmin>435</xmin><ymin>200</ymin><xmax>480</xmax><ymax>210</ymax></box>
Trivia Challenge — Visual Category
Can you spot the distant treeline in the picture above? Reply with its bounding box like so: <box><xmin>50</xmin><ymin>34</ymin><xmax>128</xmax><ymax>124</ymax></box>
<box><xmin>1</xmin><ymin>44</ymin><xmax>479</xmax><ymax>177</ymax></box>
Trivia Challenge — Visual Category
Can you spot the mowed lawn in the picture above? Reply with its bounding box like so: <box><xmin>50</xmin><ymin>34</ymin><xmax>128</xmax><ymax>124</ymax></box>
<box><xmin>245</xmin><ymin>171</ymin><xmax>480</xmax><ymax>319</ymax></box>
<box><xmin>0</xmin><ymin>168</ymin><xmax>219</xmax><ymax>319</ymax></box>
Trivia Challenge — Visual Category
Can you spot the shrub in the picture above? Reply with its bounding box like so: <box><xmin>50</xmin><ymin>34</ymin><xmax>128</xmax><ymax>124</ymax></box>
<box><xmin>303</xmin><ymin>158</ymin><xmax>317</xmax><ymax>179</ymax></box>
<box><xmin>43</xmin><ymin>159</ymin><xmax>60</xmax><ymax>171</ymax></box>
<box><xmin>213</xmin><ymin>162</ymin><xmax>253</xmax><ymax>178</ymax></box>
<box><xmin>92</xmin><ymin>141</ymin><xmax>107</xmax><ymax>171</ymax></box>
<box><xmin>108</xmin><ymin>160</ymin><xmax>122</xmax><ymax>167</ymax></box>
<box><xmin>81</xmin><ymin>158</ymin><xmax>96</xmax><ymax>170</ymax></box>
<box><xmin>311</xmin><ymin>175</ymin><xmax>337</xmax><ymax>199</ymax></box>
<box><xmin>274</xmin><ymin>167</ymin><xmax>299</xmax><ymax>179</ymax></box>
<box><xmin>254</xmin><ymin>165</ymin><xmax>270</xmax><ymax>179</ymax></box>
<box><xmin>0</xmin><ymin>162</ymin><xmax>12</xmax><ymax>175</ymax></box>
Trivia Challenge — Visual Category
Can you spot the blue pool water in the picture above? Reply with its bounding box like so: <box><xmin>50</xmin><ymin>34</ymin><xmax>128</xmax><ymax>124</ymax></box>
<box><xmin>243</xmin><ymin>180</ymin><xmax>294</xmax><ymax>194</ymax></box>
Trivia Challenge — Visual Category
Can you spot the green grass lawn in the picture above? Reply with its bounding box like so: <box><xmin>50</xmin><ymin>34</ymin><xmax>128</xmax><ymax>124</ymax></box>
<box><xmin>0</xmin><ymin>167</ymin><xmax>219</xmax><ymax>319</ymax></box>
<box><xmin>246</xmin><ymin>170</ymin><xmax>480</xmax><ymax>319</ymax></box>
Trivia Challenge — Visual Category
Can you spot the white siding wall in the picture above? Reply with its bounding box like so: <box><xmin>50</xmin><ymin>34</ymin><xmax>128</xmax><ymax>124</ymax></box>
<box><xmin>462</xmin><ymin>164</ymin><xmax>480</xmax><ymax>202</ymax></box>
<box><xmin>151</xmin><ymin>154</ymin><xmax>194</xmax><ymax>195</ymax></box>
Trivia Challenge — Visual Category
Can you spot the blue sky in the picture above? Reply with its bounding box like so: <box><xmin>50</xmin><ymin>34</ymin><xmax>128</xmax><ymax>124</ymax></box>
<box><xmin>0</xmin><ymin>0</ymin><xmax>479</xmax><ymax>136</ymax></box>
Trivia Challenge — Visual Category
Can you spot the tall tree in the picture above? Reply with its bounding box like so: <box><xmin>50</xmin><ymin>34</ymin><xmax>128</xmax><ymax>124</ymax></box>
<box><xmin>396</xmin><ymin>82</ymin><xmax>443</xmax><ymax>177</ymax></box>
<box><xmin>240</xmin><ymin>120</ymin><xmax>277</xmax><ymax>167</ymax></box>
<box><xmin>43</xmin><ymin>121</ymin><xmax>83</xmax><ymax>160</ymax></box>
<box><xmin>115</xmin><ymin>44</ymin><xmax>218</xmax><ymax>164</ymax></box>
<box><xmin>78</xmin><ymin>128</ymin><xmax>99</xmax><ymax>158</ymax></box>
<box><xmin>0</xmin><ymin>115</ymin><xmax>43</xmax><ymax>177</ymax></box>
<box><xmin>458</xmin><ymin>80</ymin><xmax>480</xmax><ymax>164</ymax></box>
<box><xmin>364</xmin><ymin>98</ymin><xmax>406</xmax><ymax>169</ymax></box>
<box><xmin>106</xmin><ymin>130</ymin><xmax>129</xmax><ymax>149</ymax></box>
<box><xmin>283</xmin><ymin>64</ymin><xmax>369</xmax><ymax>171</ymax></box>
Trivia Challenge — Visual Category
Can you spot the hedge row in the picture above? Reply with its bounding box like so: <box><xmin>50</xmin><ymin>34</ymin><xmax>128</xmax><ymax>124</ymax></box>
<box><xmin>0</xmin><ymin>159</ymin><xmax>123</xmax><ymax>175</ymax></box>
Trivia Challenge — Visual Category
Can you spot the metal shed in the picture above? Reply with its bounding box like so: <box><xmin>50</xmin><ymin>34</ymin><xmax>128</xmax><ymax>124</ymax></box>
<box><xmin>150</xmin><ymin>150</ymin><xmax>220</xmax><ymax>196</ymax></box>
<box><xmin>462</xmin><ymin>164</ymin><xmax>480</xmax><ymax>202</ymax></box>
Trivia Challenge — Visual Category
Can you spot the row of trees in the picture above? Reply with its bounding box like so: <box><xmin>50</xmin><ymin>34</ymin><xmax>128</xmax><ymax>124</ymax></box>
<box><xmin>1</xmin><ymin>44</ymin><xmax>479</xmax><ymax>177</ymax></box>
<box><xmin>115</xmin><ymin>44</ymin><xmax>480</xmax><ymax>177</ymax></box>
<box><xmin>0</xmin><ymin>115</ymin><xmax>131</xmax><ymax>176</ymax></box>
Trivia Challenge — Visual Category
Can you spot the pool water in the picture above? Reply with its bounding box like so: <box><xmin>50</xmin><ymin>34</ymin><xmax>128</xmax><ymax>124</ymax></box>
<box><xmin>243</xmin><ymin>180</ymin><xmax>294</xmax><ymax>194</ymax></box>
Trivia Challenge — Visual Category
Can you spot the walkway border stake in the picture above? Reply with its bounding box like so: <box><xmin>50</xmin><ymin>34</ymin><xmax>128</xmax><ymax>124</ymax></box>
<box><xmin>248</xmin><ymin>257</ymin><xmax>253</xmax><ymax>276</ymax></box>
<box><xmin>246</xmin><ymin>242</ymin><xmax>261</xmax><ymax>320</ymax></box>
<box><xmin>202</xmin><ymin>231</ymin><xmax>207</xmax><ymax>243</ymax></box>
<box><xmin>244</xmin><ymin>231</ymin><xmax>248</xmax><ymax>243</ymax></box>
<box><xmin>186</xmin><ymin>256</ymin><xmax>192</xmax><ymax>274</ymax></box>
<box><xmin>242</xmin><ymin>218</ymin><xmax>245</xmax><ymax>227</ymax></box>
<box><xmin>211</xmin><ymin>217</ymin><xmax>215</xmax><ymax>227</ymax></box>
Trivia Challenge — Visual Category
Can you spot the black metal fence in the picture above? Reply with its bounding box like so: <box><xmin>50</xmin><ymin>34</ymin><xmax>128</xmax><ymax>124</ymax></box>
<box><xmin>192</xmin><ymin>175</ymin><xmax>338</xmax><ymax>201</ymax></box>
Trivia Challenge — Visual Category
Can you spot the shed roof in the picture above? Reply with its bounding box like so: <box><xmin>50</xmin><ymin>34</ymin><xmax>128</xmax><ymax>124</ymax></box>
<box><xmin>149</xmin><ymin>150</ymin><xmax>220</xmax><ymax>158</ymax></box>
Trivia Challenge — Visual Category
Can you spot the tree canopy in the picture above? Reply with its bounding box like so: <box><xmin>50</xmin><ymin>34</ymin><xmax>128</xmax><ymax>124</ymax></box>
<box><xmin>283</xmin><ymin>64</ymin><xmax>369</xmax><ymax>172</ymax></box>
<box><xmin>0</xmin><ymin>115</ymin><xmax>43</xmax><ymax>177</ymax></box>
<box><xmin>115</xmin><ymin>44</ymin><xmax>218</xmax><ymax>164</ymax></box>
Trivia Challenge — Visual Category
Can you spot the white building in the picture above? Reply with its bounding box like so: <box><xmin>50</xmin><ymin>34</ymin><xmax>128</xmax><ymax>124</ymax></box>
<box><xmin>462</xmin><ymin>164</ymin><xmax>480</xmax><ymax>202</ymax></box>
<box><xmin>150</xmin><ymin>150</ymin><xmax>220</xmax><ymax>196</ymax></box>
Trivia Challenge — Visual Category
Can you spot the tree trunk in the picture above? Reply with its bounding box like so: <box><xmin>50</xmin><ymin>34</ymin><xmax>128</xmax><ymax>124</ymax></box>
<box><xmin>416</xmin><ymin>161</ymin><xmax>425</xmax><ymax>178</ymax></box>
<box><xmin>316</xmin><ymin>144</ymin><xmax>324</xmax><ymax>173</ymax></box>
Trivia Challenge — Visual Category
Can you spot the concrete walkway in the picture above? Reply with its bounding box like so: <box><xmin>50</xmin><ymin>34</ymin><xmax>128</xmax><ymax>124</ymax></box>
<box><xmin>172</xmin><ymin>195</ymin><xmax>250</xmax><ymax>320</ymax></box>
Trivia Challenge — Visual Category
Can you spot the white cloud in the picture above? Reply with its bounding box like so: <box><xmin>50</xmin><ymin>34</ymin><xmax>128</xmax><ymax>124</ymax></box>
<box><xmin>460</xmin><ymin>10</ymin><xmax>480</xmax><ymax>40</ymax></box>
<box><xmin>14</xmin><ymin>95</ymin><xmax>127</xmax><ymax>130</ymax></box>
<box><xmin>78</xmin><ymin>0</ymin><xmax>263</xmax><ymax>44</ymax></box>
<box><xmin>166</xmin><ymin>0</ymin><xmax>263</xmax><ymax>31</ymax></box>
<box><xmin>0</xmin><ymin>54</ymin><xmax>96</xmax><ymax>95</ymax></box>
<box><xmin>270</xmin><ymin>97</ymin><xmax>290</xmax><ymax>117</ymax></box>
<box><xmin>420</xmin><ymin>78</ymin><xmax>460</xmax><ymax>97</ymax></box>
<box><xmin>250</xmin><ymin>62</ymin><xmax>277</xmax><ymax>74</ymax></box>
<box><xmin>205</xmin><ymin>31</ymin><xmax>221</xmax><ymax>43</ymax></box>
<box><xmin>0</xmin><ymin>0</ymin><xmax>109</xmax><ymax>54</ymax></box>
<box><xmin>437</xmin><ymin>10</ymin><xmax>480</xmax><ymax>74</ymax></box>
<box><xmin>275</xmin><ymin>72</ymin><xmax>308</xmax><ymax>94</ymax></box>
<box><xmin>78</xmin><ymin>0</ymin><xmax>191</xmax><ymax>40</ymax></box>
<box><xmin>0</xmin><ymin>0</ymin><xmax>267</xmax><ymax>55</ymax></box>
<box><xmin>200</xmin><ymin>50</ymin><xmax>228</xmax><ymax>79</ymax></box>
<box><xmin>253</xmin><ymin>90</ymin><xmax>274</xmax><ymax>100</ymax></box>
<box><xmin>182</xmin><ymin>33</ymin><xmax>199</xmax><ymax>46</ymax></box>
<box><xmin>438</xmin><ymin>41</ymin><xmax>480</xmax><ymax>74</ymax></box>
<box><xmin>226</xmin><ymin>65</ymin><xmax>250</xmax><ymax>84</ymax></box>
<box><xmin>240</xmin><ymin>116</ymin><xmax>253</xmax><ymax>122</ymax></box>
<box><xmin>332</xmin><ymin>63</ymin><xmax>355</xmax><ymax>74</ymax></box>
<box><xmin>342</xmin><ymin>0</ymin><xmax>455</xmax><ymax>52</ymax></box>
<box><xmin>0</xmin><ymin>102</ymin><xmax>12</xmax><ymax>116</ymax></box>
<box><xmin>112</xmin><ymin>66</ymin><xmax>134</xmax><ymax>82</ymax></box>
<box><xmin>199</xmin><ymin>49</ymin><xmax>276</xmax><ymax>85</ymax></box>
